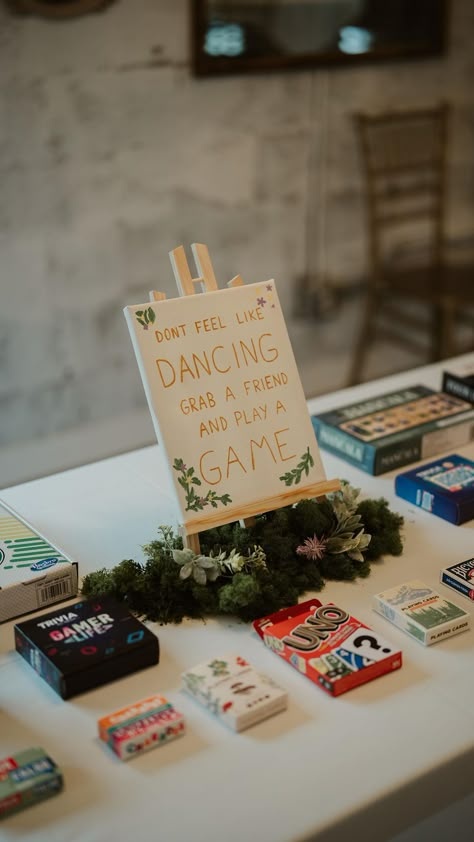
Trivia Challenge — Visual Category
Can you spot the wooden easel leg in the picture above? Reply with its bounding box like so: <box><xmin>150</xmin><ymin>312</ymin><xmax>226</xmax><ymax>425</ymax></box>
<box><xmin>179</xmin><ymin>527</ymin><xmax>201</xmax><ymax>554</ymax></box>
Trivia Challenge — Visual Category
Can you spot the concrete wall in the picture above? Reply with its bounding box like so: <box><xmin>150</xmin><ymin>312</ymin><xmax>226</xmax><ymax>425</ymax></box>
<box><xmin>1</xmin><ymin>0</ymin><xmax>473</xmax><ymax>454</ymax></box>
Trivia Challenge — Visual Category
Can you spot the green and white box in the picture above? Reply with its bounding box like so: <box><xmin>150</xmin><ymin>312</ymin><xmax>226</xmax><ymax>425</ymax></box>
<box><xmin>0</xmin><ymin>501</ymin><xmax>78</xmax><ymax>623</ymax></box>
<box><xmin>373</xmin><ymin>580</ymin><xmax>471</xmax><ymax>645</ymax></box>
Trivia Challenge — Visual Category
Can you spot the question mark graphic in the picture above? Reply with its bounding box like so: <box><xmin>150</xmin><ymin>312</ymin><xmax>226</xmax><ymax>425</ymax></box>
<box><xmin>354</xmin><ymin>634</ymin><xmax>391</xmax><ymax>654</ymax></box>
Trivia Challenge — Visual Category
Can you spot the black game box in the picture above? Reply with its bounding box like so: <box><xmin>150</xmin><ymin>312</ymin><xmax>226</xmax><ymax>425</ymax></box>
<box><xmin>14</xmin><ymin>596</ymin><xmax>159</xmax><ymax>699</ymax></box>
<box><xmin>442</xmin><ymin>366</ymin><xmax>474</xmax><ymax>404</ymax></box>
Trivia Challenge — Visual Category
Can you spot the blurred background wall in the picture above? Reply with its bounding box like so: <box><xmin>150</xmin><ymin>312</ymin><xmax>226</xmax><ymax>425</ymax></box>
<box><xmin>1</xmin><ymin>0</ymin><xmax>473</xmax><ymax>485</ymax></box>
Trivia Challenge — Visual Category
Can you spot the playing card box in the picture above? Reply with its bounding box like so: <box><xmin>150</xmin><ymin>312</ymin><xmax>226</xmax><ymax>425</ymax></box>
<box><xmin>181</xmin><ymin>654</ymin><xmax>288</xmax><ymax>732</ymax></box>
<box><xmin>373</xmin><ymin>580</ymin><xmax>471</xmax><ymax>645</ymax></box>
<box><xmin>109</xmin><ymin>707</ymin><xmax>186</xmax><ymax>761</ymax></box>
<box><xmin>440</xmin><ymin>558</ymin><xmax>474</xmax><ymax>603</ymax></box>
<box><xmin>14</xmin><ymin>596</ymin><xmax>159</xmax><ymax>699</ymax></box>
<box><xmin>395</xmin><ymin>454</ymin><xmax>474</xmax><ymax>525</ymax></box>
<box><xmin>311</xmin><ymin>385</ymin><xmax>474</xmax><ymax>475</ymax></box>
<box><xmin>98</xmin><ymin>694</ymin><xmax>171</xmax><ymax>743</ymax></box>
<box><xmin>0</xmin><ymin>747</ymin><xmax>63</xmax><ymax>819</ymax></box>
<box><xmin>0</xmin><ymin>500</ymin><xmax>78</xmax><ymax>623</ymax></box>
<box><xmin>253</xmin><ymin>599</ymin><xmax>402</xmax><ymax>697</ymax></box>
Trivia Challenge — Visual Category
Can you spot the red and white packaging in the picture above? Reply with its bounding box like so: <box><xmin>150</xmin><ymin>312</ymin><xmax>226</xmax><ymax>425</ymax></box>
<box><xmin>254</xmin><ymin>598</ymin><xmax>402</xmax><ymax>697</ymax></box>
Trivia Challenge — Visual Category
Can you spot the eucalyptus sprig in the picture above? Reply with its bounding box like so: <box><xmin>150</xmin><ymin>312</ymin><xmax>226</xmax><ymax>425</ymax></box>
<box><xmin>172</xmin><ymin>548</ymin><xmax>220</xmax><ymax>585</ymax></box>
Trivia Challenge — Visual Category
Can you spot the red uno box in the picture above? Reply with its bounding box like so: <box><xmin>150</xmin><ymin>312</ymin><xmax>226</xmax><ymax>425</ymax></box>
<box><xmin>253</xmin><ymin>599</ymin><xmax>402</xmax><ymax>697</ymax></box>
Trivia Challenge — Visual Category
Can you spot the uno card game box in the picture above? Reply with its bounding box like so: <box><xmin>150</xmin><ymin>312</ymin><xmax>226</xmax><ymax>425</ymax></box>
<box><xmin>373</xmin><ymin>580</ymin><xmax>471</xmax><ymax>645</ymax></box>
<box><xmin>253</xmin><ymin>599</ymin><xmax>402</xmax><ymax>697</ymax></box>
<box><xmin>395</xmin><ymin>454</ymin><xmax>474</xmax><ymax>525</ymax></box>
<box><xmin>311</xmin><ymin>385</ymin><xmax>474</xmax><ymax>475</ymax></box>
<box><xmin>440</xmin><ymin>558</ymin><xmax>474</xmax><ymax>603</ymax></box>
<box><xmin>0</xmin><ymin>500</ymin><xmax>78</xmax><ymax>623</ymax></box>
<box><xmin>0</xmin><ymin>747</ymin><xmax>63</xmax><ymax>819</ymax></box>
<box><xmin>182</xmin><ymin>653</ymin><xmax>288</xmax><ymax>731</ymax></box>
<box><xmin>14</xmin><ymin>596</ymin><xmax>159</xmax><ymax>699</ymax></box>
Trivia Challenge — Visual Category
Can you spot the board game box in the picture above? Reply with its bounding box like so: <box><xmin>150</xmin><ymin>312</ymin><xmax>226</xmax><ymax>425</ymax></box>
<box><xmin>14</xmin><ymin>596</ymin><xmax>159</xmax><ymax>699</ymax></box>
<box><xmin>395</xmin><ymin>453</ymin><xmax>474</xmax><ymax>525</ymax></box>
<box><xmin>373</xmin><ymin>580</ymin><xmax>471</xmax><ymax>645</ymax></box>
<box><xmin>440</xmin><ymin>558</ymin><xmax>474</xmax><ymax>602</ymax></box>
<box><xmin>253</xmin><ymin>599</ymin><xmax>402</xmax><ymax>697</ymax></box>
<box><xmin>442</xmin><ymin>363</ymin><xmax>474</xmax><ymax>405</ymax></box>
<box><xmin>0</xmin><ymin>747</ymin><xmax>63</xmax><ymax>819</ymax></box>
<box><xmin>181</xmin><ymin>653</ymin><xmax>288</xmax><ymax>731</ymax></box>
<box><xmin>0</xmin><ymin>500</ymin><xmax>78</xmax><ymax>623</ymax></box>
<box><xmin>311</xmin><ymin>385</ymin><xmax>474</xmax><ymax>475</ymax></box>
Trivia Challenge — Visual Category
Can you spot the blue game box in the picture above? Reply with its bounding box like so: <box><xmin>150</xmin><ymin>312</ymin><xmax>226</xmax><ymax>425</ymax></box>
<box><xmin>395</xmin><ymin>453</ymin><xmax>474</xmax><ymax>525</ymax></box>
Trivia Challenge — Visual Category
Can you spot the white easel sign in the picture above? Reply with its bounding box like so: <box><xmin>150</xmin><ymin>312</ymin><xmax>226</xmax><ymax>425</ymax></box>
<box><xmin>124</xmin><ymin>250</ymin><xmax>337</xmax><ymax>537</ymax></box>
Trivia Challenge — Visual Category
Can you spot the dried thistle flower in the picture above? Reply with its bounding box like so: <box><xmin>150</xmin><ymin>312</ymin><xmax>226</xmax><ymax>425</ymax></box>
<box><xmin>296</xmin><ymin>534</ymin><xmax>328</xmax><ymax>561</ymax></box>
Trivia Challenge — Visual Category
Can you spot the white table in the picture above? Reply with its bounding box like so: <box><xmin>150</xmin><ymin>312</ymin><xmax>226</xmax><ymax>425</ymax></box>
<box><xmin>1</xmin><ymin>355</ymin><xmax>474</xmax><ymax>842</ymax></box>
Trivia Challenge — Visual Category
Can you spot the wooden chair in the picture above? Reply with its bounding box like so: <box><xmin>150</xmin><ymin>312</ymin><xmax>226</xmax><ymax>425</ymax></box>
<box><xmin>348</xmin><ymin>103</ymin><xmax>474</xmax><ymax>386</ymax></box>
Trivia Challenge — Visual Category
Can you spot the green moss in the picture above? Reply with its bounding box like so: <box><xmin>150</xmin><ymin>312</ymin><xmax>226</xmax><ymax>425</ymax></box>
<box><xmin>81</xmin><ymin>491</ymin><xmax>404</xmax><ymax>624</ymax></box>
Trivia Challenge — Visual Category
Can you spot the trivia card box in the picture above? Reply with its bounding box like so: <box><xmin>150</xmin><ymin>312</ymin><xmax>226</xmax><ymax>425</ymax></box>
<box><xmin>14</xmin><ymin>596</ymin><xmax>159</xmax><ymax>699</ymax></box>
<box><xmin>0</xmin><ymin>500</ymin><xmax>78</xmax><ymax>623</ymax></box>
<box><xmin>373</xmin><ymin>580</ymin><xmax>471</xmax><ymax>645</ymax></box>
<box><xmin>440</xmin><ymin>558</ymin><xmax>474</xmax><ymax>603</ymax></box>
<box><xmin>395</xmin><ymin>454</ymin><xmax>474</xmax><ymax>525</ymax></box>
<box><xmin>254</xmin><ymin>599</ymin><xmax>402</xmax><ymax>696</ymax></box>
<box><xmin>0</xmin><ymin>747</ymin><xmax>63</xmax><ymax>819</ymax></box>
<box><xmin>181</xmin><ymin>654</ymin><xmax>288</xmax><ymax>732</ymax></box>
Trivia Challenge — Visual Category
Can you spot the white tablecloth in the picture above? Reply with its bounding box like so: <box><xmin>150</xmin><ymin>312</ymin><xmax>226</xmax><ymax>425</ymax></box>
<box><xmin>1</xmin><ymin>355</ymin><xmax>473</xmax><ymax>842</ymax></box>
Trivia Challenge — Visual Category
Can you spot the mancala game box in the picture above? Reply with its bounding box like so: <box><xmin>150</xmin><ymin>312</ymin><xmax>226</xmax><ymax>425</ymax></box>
<box><xmin>0</xmin><ymin>500</ymin><xmax>78</xmax><ymax>623</ymax></box>
<box><xmin>14</xmin><ymin>596</ymin><xmax>159</xmax><ymax>699</ymax></box>
<box><xmin>311</xmin><ymin>385</ymin><xmax>474</xmax><ymax>475</ymax></box>
<box><xmin>254</xmin><ymin>599</ymin><xmax>402</xmax><ymax>696</ymax></box>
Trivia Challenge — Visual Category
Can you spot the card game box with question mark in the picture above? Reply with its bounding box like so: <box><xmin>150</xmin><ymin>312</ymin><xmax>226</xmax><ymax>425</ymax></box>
<box><xmin>253</xmin><ymin>599</ymin><xmax>402</xmax><ymax>697</ymax></box>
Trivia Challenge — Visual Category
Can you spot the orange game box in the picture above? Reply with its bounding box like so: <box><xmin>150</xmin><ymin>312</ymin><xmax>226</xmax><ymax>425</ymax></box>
<box><xmin>253</xmin><ymin>599</ymin><xmax>402</xmax><ymax>697</ymax></box>
<box><xmin>98</xmin><ymin>695</ymin><xmax>170</xmax><ymax>743</ymax></box>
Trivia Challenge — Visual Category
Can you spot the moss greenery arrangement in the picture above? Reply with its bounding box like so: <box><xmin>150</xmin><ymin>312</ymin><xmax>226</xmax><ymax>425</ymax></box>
<box><xmin>81</xmin><ymin>483</ymin><xmax>404</xmax><ymax>624</ymax></box>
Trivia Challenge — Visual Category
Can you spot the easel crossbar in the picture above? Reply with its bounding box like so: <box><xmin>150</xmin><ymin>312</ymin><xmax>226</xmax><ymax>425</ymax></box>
<box><xmin>183</xmin><ymin>480</ymin><xmax>341</xmax><ymax>535</ymax></box>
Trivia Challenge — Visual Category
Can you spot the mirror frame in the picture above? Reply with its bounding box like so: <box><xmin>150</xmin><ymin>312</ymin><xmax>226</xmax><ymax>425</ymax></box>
<box><xmin>7</xmin><ymin>0</ymin><xmax>115</xmax><ymax>18</ymax></box>
<box><xmin>191</xmin><ymin>0</ymin><xmax>448</xmax><ymax>77</ymax></box>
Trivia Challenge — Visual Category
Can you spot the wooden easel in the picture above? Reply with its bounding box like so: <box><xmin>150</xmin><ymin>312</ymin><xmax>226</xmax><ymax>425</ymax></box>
<box><xmin>150</xmin><ymin>243</ymin><xmax>340</xmax><ymax>553</ymax></box>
